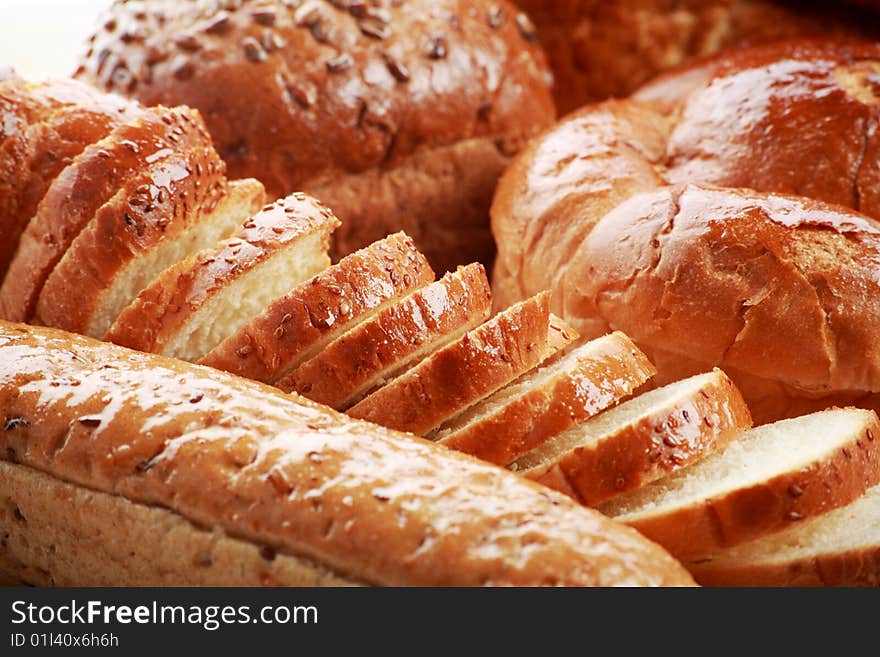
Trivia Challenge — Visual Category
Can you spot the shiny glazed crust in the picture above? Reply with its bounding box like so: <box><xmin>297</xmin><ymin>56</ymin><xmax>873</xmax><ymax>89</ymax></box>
<box><xmin>492</xmin><ymin>40</ymin><xmax>880</xmax><ymax>422</ymax></box>
<box><xmin>0</xmin><ymin>321</ymin><xmax>695</xmax><ymax>587</ymax></box>
<box><xmin>347</xmin><ymin>292</ymin><xmax>554</xmax><ymax>435</ymax></box>
<box><xmin>280</xmin><ymin>263</ymin><xmax>493</xmax><ymax>409</ymax></box>
<box><xmin>200</xmin><ymin>232</ymin><xmax>434</xmax><ymax>383</ymax></box>
<box><xmin>517</xmin><ymin>369</ymin><xmax>753</xmax><ymax>506</ymax></box>
<box><xmin>0</xmin><ymin>106</ymin><xmax>196</xmax><ymax>322</ymax></box>
<box><xmin>75</xmin><ymin>0</ymin><xmax>555</xmax><ymax>271</ymax></box>
<box><xmin>0</xmin><ymin>78</ymin><xmax>140</xmax><ymax>280</ymax></box>
<box><xmin>438</xmin><ymin>332</ymin><xmax>657</xmax><ymax>466</ymax></box>
<box><xmin>34</xmin><ymin>108</ymin><xmax>226</xmax><ymax>337</ymax></box>
<box><xmin>105</xmin><ymin>191</ymin><xmax>335</xmax><ymax>356</ymax></box>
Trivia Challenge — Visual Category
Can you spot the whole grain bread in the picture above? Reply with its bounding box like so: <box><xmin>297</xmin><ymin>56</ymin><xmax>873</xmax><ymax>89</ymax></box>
<box><xmin>75</xmin><ymin>0</ymin><xmax>556</xmax><ymax>272</ymax></box>
<box><xmin>0</xmin><ymin>321</ymin><xmax>694</xmax><ymax>587</ymax></box>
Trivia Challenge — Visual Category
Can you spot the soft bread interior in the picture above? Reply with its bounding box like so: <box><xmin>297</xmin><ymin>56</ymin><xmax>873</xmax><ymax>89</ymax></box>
<box><xmin>688</xmin><ymin>484</ymin><xmax>880</xmax><ymax>569</ymax></box>
<box><xmin>598</xmin><ymin>408</ymin><xmax>875</xmax><ymax>520</ymax></box>
<box><xmin>87</xmin><ymin>179</ymin><xmax>265</xmax><ymax>337</ymax></box>
<box><xmin>164</xmin><ymin>231</ymin><xmax>331</xmax><ymax>361</ymax></box>
<box><xmin>512</xmin><ymin>371</ymin><xmax>722</xmax><ymax>471</ymax></box>
<box><xmin>433</xmin><ymin>333</ymin><xmax>632</xmax><ymax>441</ymax></box>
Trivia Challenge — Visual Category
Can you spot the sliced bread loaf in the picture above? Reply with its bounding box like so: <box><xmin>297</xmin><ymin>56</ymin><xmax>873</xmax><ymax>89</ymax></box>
<box><xmin>106</xmin><ymin>192</ymin><xmax>336</xmax><ymax>361</ymax></box>
<box><xmin>0</xmin><ymin>79</ymin><xmax>140</xmax><ymax>279</ymax></box>
<box><xmin>34</xmin><ymin>114</ymin><xmax>236</xmax><ymax>338</ymax></box>
<box><xmin>512</xmin><ymin>369</ymin><xmax>752</xmax><ymax>506</ymax></box>
<box><xmin>0</xmin><ymin>106</ymin><xmax>199</xmax><ymax>322</ymax></box>
<box><xmin>279</xmin><ymin>263</ymin><xmax>492</xmax><ymax>410</ymax></box>
<box><xmin>200</xmin><ymin>232</ymin><xmax>434</xmax><ymax>383</ymax></box>
<box><xmin>436</xmin><ymin>332</ymin><xmax>656</xmax><ymax>466</ymax></box>
<box><xmin>347</xmin><ymin>292</ymin><xmax>561</xmax><ymax>436</ymax></box>
<box><xmin>599</xmin><ymin>408</ymin><xmax>880</xmax><ymax>561</ymax></box>
<box><xmin>688</xmin><ymin>484</ymin><xmax>880</xmax><ymax>587</ymax></box>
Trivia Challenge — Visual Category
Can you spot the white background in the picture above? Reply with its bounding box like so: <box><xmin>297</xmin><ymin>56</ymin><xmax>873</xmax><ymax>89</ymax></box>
<box><xmin>1</xmin><ymin>0</ymin><xmax>115</xmax><ymax>80</ymax></box>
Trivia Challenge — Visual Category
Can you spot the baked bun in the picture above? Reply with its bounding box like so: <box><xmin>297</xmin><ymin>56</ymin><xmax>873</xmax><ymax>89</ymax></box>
<box><xmin>512</xmin><ymin>1</ymin><xmax>880</xmax><ymax>113</ymax></box>
<box><xmin>75</xmin><ymin>0</ymin><xmax>555</xmax><ymax>272</ymax></box>
<box><xmin>492</xmin><ymin>39</ymin><xmax>880</xmax><ymax>423</ymax></box>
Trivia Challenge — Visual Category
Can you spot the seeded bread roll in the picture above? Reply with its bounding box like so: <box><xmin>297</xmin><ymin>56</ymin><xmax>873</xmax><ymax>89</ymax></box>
<box><xmin>75</xmin><ymin>0</ymin><xmax>555</xmax><ymax>272</ymax></box>
<box><xmin>492</xmin><ymin>40</ymin><xmax>880</xmax><ymax>423</ymax></box>
<box><xmin>512</xmin><ymin>0</ymin><xmax>880</xmax><ymax>113</ymax></box>
<box><xmin>0</xmin><ymin>321</ymin><xmax>694</xmax><ymax>587</ymax></box>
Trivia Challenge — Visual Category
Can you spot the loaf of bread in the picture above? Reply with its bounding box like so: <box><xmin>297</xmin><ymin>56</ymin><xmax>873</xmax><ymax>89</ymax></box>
<box><xmin>512</xmin><ymin>0</ymin><xmax>880</xmax><ymax>113</ymax></box>
<box><xmin>492</xmin><ymin>39</ymin><xmax>880</xmax><ymax>423</ymax></box>
<box><xmin>0</xmin><ymin>320</ymin><xmax>694</xmax><ymax>587</ymax></box>
<box><xmin>74</xmin><ymin>0</ymin><xmax>556</xmax><ymax>272</ymax></box>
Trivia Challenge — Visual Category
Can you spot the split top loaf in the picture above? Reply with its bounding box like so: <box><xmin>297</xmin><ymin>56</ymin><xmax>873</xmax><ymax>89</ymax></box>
<box><xmin>0</xmin><ymin>321</ymin><xmax>694</xmax><ymax>587</ymax></box>
<box><xmin>75</xmin><ymin>0</ymin><xmax>556</xmax><ymax>272</ymax></box>
<box><xmin>491</xmin><ymin>39</ymin><xmax>880</xmax><ymax>424</ymax></box>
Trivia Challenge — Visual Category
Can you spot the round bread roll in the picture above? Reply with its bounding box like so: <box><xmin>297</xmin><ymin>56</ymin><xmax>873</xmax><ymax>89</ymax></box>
<box><xmin>74</xmin><ymin>0</ymin><xmax>555</xmax><ymax>273</ymax></box>
<box><xmin>512</xmin><ymin>0</ymin><xmax>880</xmax><ymax>114</ymax></box>
<box><xmin>492</xmin><ymin>39</ymin><xmax>880</xmax><ymax>424</ymax></box>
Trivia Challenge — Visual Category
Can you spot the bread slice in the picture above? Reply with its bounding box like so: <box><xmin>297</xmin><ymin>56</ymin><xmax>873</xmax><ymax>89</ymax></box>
<box><xmin>347</xmin><ymin>292</ymin><xmax>560</xmax><ymax>435</ymax></box>
<box><xmin>278</xmin><ymin>264</ymin><xmax>492</xmax><ymax>409</ymax></box>
<box><xmin>34</xmin><ymin>114</ymin><xmax>237</xmax><ymax>338</ymax></box>
<box><xmin>512</xmin><ymin>369</ymin><xmax>752</xmax><ymax>506</ymax></box>
<box><xmin>599</xmin><ymin>408</ymin><xmax>880</xmax><ymax>561</ymax></box>
<box><xmin>200</xmin><ymin>232</ymin><xmax>434</xmax><ymax>383</ymax></box>
<box><xmin>0</xmin><ymin>106</ymin><xmax>198</xmax><ymax>322</ymax></box>
<box><xmin>687</xmin><ymin>484</ymin><xmax>880</xmax><ymax>587</ymax></box>
<box><xmin>106</xmin><ymin>193</ymin><xmax>336</xmax><ymax>360</ymax></box>
<box><xmin>436</xmin><ymin>332</ymin><xmax>657</xmax><ymax>466</ymax></box>
<box><xmin>0</xmin><ymin>79</ymin><xmax>140</xmax><ymax>280</ymax></box>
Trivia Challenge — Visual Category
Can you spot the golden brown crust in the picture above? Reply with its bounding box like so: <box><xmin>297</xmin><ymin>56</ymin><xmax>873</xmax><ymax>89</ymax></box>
<box><xmin>200</xmin><ymin>232</ymin><xmax>434</xmax><ymax>383</ymax></box>
<box><xmin>612</xmin><ymin>411</ymin><xmax>880</xmax><ymax>562</ymax></box>
<box><xmin>34</xmin><ymin>108</ymin><xmax>226</xmax><ymax>337</ymax></box>
<box><xmin>76</xmin><ymin>0</ymin><xmax>555</xmax><ymax>271</ymax></box>
<box><xmin>0</xmin><ymin>106</ymin><xmax>197</xmax><ymax>323</ymax></box>
<box><xmin>280</xmin><ymin>263</ymin><xmax>492</xmax><ymax>409</ymax></box>
<box><xmin>105</xmin><ymin>191</ymin><xmax>334</xmax><ymax>356</ymax></box>
<box><xmin>0</xmin><ymin>321</ymin><xmax>694</xmax><ymax>587</ymax></box>
<box><xmin>439</xmin><ymin>332</ymin><xmax>656</xmax><ymax>466</ymax></box>
<box><xmin>519</xmin><ymin>369</ymin><xmax>752</xmax><ymax>506</ymax></box>
<box><xmin>0</xmin><ymin>460</ymin><xmax>357</xmax><ymax>587</ymax></box>
<box><xmin>513</xmin><ymin>0</ymin><xmax>880</xmax><ymax>113</ymax></box>
<box><xmin>347</xmin><ymin>292</ymin><xmax>554</xmax><ymax>435</ymax></box>
<box><xmin>492</xmin><ymin>40</ymin><xmax>880</xmax><ymax>420</ymax></box>
<box><xmin>0</xmin><ymin>79</ymin><xmax>140</xmax><ymax>281</ymax></box>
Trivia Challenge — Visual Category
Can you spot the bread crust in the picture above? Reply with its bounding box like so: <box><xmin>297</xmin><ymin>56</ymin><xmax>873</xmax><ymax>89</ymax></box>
<box><xmin>439</xmin><ymin>332</ymin><xmax>657</xmax><ymax>466</ymax></box>
<box><xmin>35</xmin><ymin>107</ymin><xmax>226</xmax><ymax>337</ymax></box>
<box><xmin>280</xmin><ymin>263</ymin><xmax>492</xmax><ymax>409</ymax></box>
<box><xmin>0</xmin><ymin>461</ymin><xmax>357</xmax><ymax>587</ymax></box>
<box><xmin>0</xmin><ymin>106</ymin><xmax>196</xmax><ymax>322</ymax></box>
<box><xmin>200</xmin><ymin>232</ymin><xmax>434</xmax><ymax>383</ymax></box>
<box><xmin>0</xmin><ymin>321</ymin><xmax>694</xmax><ymax>587</ymax></box>
<box><xmin>492</xmin><ymin>40</ymin><xmax>880</xmax><ymax>420</ymax></box>
<box><xmin>347</xmin><ymin>292</ymin><xmax>554</xmax><ymax>435</ymax></box>
<box><xmin>105</xmin><ymin>191</ymin><xmax>333</xmax><ymax>357</ymax></box>
<box><xmin>513</xmin><ymin>0</ymin><xmax>880</xmax><ymax>113</ymax></box>
<box><xmin>518</xmin><ymin>369</ymin><xmax>752</xmax><ymax>506</ymax></box>
<box><xmin>687</xmin><ymin>486</ymin><xmax>880</xmax><ymax>587</ymax></box>
<box><xmin>76</xmin><ymin>0</ymin><xmax>555</xmax><ymax>271</ymax></box>
<box><xmin>0</xmin><ymin>79</ymin><xmax>140</xmax><ymax>280</ymax></box>
<box><xmin>607</xmin><ymin>410</ymin><xmax>880</xmax><ymax>562</ymax></box>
